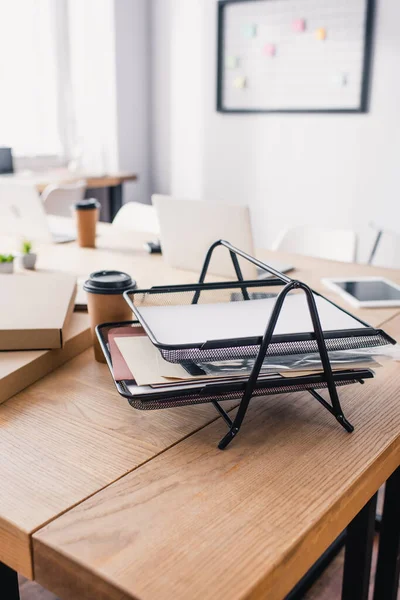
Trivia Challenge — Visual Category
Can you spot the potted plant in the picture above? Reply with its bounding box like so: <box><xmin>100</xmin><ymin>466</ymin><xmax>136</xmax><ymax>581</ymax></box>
<box><xmin>21</xmin><ymin>240</ymin><xmax>37</xmax><ymax>270</ymax></box>
<box><xmin>0</xmin><ymin>254</ymin><xmax>15</xmax><ymax>274</ymax></box>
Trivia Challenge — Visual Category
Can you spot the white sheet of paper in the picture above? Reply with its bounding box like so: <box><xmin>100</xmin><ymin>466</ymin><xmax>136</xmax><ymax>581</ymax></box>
<box><xmin>137</xmin><ymin>294</ymin><xmax>365</xmax><ymax>346</ymax></box>
<box><xmin>115</xmin><ymin>335</ymin><xmax>255</xmax><ymax>385</ymax></box>
<box><xmin>115</xmin><ymin>336</ymin><xmax>187</xmax><ymax>385</ymax></box>
<box><xmin>114</xmin><ymin>335</ymin><xmax>265</xmax><ymax>387</ymax></box>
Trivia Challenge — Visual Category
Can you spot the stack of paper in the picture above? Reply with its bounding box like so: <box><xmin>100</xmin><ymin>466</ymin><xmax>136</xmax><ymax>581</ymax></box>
<box><xmin>90</xmin><ymin>242</ymin><xmax>400</xmax><ymax>438</ymax></box>
<box><xmin>136</xmin><ymin>294</ymin><xmax>366</xmax><ymax>347</ymax></box>
<box><xmin>108</xmin><ymin>325</ymin><xmax>383</xmax><ymax>392</ymax></box>
<box><xmin>100</xmin><ymin>289</ymin><xmax>397</xmax><ymax>405</ymax></box>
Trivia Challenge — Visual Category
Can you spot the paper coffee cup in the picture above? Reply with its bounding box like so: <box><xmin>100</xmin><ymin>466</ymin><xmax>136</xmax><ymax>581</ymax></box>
<box><xmin>74</xmin><ymin>198</ymin><xmax>100</xmax><ymax>248</ymax></box>
<box><xmin>83</xmin><ymin>270</ymin><xmax>136</xmax><ymax>362</ymax></box>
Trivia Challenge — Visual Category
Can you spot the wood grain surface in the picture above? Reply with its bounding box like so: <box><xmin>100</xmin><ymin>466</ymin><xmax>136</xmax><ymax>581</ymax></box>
<box><xmin>1</xmin><ymin>221</ymin><xmax>399</xmax><ymax>589</ymax></box>
<box><xmin>0</xmin><ymin>224</ymin><xmax>229</xmax><ymax>578</ymax></box>
<box><xmin>0</xmin><ymin>170</ymin><xmax>137</xmax><ymax>193</ymax></box>
<box><xmin>32</xmin><ymin>315</ymin><xmax>400</xmax><ymax>600</ymax></box>
<box><xmin>0</xmin><ymin>346</ymin><xmax>238</xmax><ymax>578</ymax></box>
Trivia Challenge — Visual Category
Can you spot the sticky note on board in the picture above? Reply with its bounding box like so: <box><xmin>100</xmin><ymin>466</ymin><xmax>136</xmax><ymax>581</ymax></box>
<box><xmin>226</xmin><ymin>56</ymin><xmax>239</xmax><ymax>69</ymax></box>
<box><xmin>233</xmin><ymin>76</ymin><xmax>247</xmax><ymax>89</ymax></box>
<box><xmin>243</xmin><ymin>24</ymin><xmax>257</xmax><ymax>38</ymax></box>
<box><xmin>292</xmin><ymin>19</ymin><xmax>306</xmax><ymax>32</ymax></box>
<box><xmin>263</xmin><ymin>43</ymin><xmax>276</xmax><ymax>57</ymax></box>
<box><xmin>316</xmin><ymin>27</ymin><xmax>327</xmax><ymax>41</ymax></box>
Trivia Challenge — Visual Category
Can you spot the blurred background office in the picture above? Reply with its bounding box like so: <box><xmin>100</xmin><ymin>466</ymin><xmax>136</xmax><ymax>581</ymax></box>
<box><xmin>0</xmin><ymin>0</ymin><xmax>399</xmax><ymax>264</ymax></box>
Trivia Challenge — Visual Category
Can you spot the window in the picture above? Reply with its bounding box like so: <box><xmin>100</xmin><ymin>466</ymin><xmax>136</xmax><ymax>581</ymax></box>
<box><xmin>0</xmin><ymin>0</ymin><xmax>62</xmax><ymax>156</ymax></box>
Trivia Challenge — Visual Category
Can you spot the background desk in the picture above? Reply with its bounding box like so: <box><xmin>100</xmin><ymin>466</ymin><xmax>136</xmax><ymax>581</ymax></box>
<box><xmin>0</xmin><ymin>225</ymin><xmax>399</xmax><ymax>600</ymax></box>
<box><xmin>0</xmin><ymin>170</ymin><xmax>137</xmax><ymax>221</ymax></box>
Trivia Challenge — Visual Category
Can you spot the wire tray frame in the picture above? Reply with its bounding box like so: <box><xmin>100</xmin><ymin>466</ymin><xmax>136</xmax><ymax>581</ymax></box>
<box><xmin>122</xmin><ymin>375</ymin><xmax>361</xmax><ymax>411</ymax></box>
<box><xmin>98</xmin><ymin>240</ymin><xmax>395</xmax><ymax>449</ymax></box>
<box><xmin>124</xmin><ymin>283</ymin><xmax>392</xmax><ymax>365</ymax></box>
<box><xmin>96</xmin><ymin>321</ymin><xmax>372</xmax><ymax>411</ymax></box>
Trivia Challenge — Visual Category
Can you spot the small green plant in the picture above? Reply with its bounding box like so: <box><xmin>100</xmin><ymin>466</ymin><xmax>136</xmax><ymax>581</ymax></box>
<box><xmin>22</xmin><ymin>240</ymin><xmax>32</xmax><ymax>254</ymax></box>
<box><xmin>0</xmin><ymin>254</ymin><xmax>14</xmax><ymax>263</ymax></box>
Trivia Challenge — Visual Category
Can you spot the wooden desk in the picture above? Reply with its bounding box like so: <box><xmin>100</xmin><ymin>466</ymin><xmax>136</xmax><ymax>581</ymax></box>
<box><xmin>0</xmin><ymin>170</ymin><xmax>138</xmax><ymax>220</ymax></box>
<box><xmin>0</xmin><ymin>229</ymin><xmax>399</xmax><ymax>600</ymax></box>
<box><xmin>0</xmin><ymin>226</ymin><xmax>232</xmax><ymax>579</ymax></box>
<box><xmin>34</xmin><ymin>316</ymin><xmax>400</xmax><ymax>600</ymax></box>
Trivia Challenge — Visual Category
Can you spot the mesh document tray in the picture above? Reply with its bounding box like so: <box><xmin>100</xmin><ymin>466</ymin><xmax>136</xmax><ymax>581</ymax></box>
<box><xmin>96</xmin><ymin>241</ymin><xmax>395</xmax><ymax>449</ymax></box>
<box><xmin>123</xmin><ymin>281</ymin><xmax>393</xmax><ymax>365</ymax></box>
<box><xmin>96</xmin><ymin>321</ymin><xmax>374</xmax><ymax>411</ymax></box>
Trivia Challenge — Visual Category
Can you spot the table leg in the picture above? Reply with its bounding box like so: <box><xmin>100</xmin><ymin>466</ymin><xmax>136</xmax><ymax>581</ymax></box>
<box><xmin>109</xmin><ymin>183</ymin><xmax>123</xmax><ymax>222</ymax></box>
<box><xmin>284</xmin><ymin>529</ymin><xmax>347</xmax><ymax>600</ymax></box>
<box><xmin>0</xmin><ymin>562</ymin><xmax>20</xmax><ymax>600</ymax></box>
<box><xmin>342</xmin><ymin>492</ymin><xmax>377</xmax><ymax>600</ymax></box>
<box><xmin>373</xmin><ymin>467</ymin><xmax>400</xmax><ymax>600</ymax></box>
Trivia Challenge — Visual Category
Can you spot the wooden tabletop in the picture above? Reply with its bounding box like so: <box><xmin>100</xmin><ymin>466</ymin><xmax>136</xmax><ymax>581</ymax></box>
<box><xmin>0</xmin><ymin>225</ymin><xmax>399</xmax><ymax>598</ymax></box>
<box><xmin>33</xmin><ymin>316</ymin><xmax>400</xmax><ymax>600</ymax></box>
<box><xmin>0</xmin><ymin>169</ymin><xmax>137</xmax><ymax>192</ymax></box>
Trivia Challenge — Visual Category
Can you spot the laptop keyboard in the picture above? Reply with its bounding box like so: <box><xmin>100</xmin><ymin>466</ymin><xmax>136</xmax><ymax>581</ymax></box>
<box><xmin>51</xmin><ymin>231</ymin><xmax>76</xmax><ymax>243</ymax></box>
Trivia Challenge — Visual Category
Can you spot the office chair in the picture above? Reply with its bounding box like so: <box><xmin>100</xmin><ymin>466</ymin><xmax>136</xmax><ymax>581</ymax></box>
<box><xmin>42</xmin><ymin>181</ymin><xmax>86</xmax><ymax>217</ymax></box>
<box><xmin>272</xmin><ymin>225</ymin><xmax>357</xmax><ymax>263</ymax></box>
<box><xmin>112</xmin><ymin>202</ymin><xmax>160</xmax><ymax>234</ymax></box>
<box><xmin>368</xmin><ymin>224</ymin><xmax>400</xmax><ymax>268</ymax></box>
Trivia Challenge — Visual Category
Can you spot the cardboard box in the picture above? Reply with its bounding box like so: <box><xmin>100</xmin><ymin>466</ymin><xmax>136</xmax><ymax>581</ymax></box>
<box><xmin>0</xmin><ymin>272</ymin><xmax>77</xmax><ymax>350</ymax></box>
<box><xmin>0</xmin><ymin>312</ymin><xmax>91</xmax><ymax>405</ymax></box>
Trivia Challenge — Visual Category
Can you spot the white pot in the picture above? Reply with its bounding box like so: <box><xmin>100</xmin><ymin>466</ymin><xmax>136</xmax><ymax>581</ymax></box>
<box><xmin>21</xmin><ymin>253</ymin><xmax>37</xmax><ymax>270</ymax></box>
<box><xmin>0</xmin><ymin>261</ymin><xmax>14</xmax><ymax>274</ymax></box>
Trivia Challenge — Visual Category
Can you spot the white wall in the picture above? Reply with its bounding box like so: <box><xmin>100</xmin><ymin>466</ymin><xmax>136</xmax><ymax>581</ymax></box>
<box><xmin>114</xmin><ymin>0</ymin><xmax>150</xmax><ymax>205</ymax></box>
<box><xmin>150</xmin><ymin>0</ymin><xmax>172</xmax><ymax>195</ymax></box>
<box><xmin>68</xmin><ymin>0</ymin><xmax>119</xmax><ymax>174</ymax></box>
<box><xmin>66</xmin><ymin>0</ymin><xmax>150</xmax><ymax>207</ymax></box>
<box><xmin>150</xmin><ymin>0</ymin><xmax>204</xmax><ymax>200</ymax></box>
<box><xmin>150</xmin><ymin>0</ymin><xmax>400</xmax><ymax>261</ymax></box>
<box><xmin>169</xmin><ymin>0</ymin><xmax>204</xmax><ymax>198</ymax></box>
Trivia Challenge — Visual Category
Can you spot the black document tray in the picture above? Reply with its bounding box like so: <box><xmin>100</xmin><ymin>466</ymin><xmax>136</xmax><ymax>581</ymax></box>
<box><xmin>95</xmin><ymin>240</ymin><xmax>393</xmax><ymax>449</ymax></box>
<box><xmin>124</xmin><ymin>282</ymin><xmax>391</xmax><ymax>365</ymax></box>
<box><xmin>123</xmin><ymin>242</ymin><xmax>393</xmax><ymax>365</ymax></box>
<box><xmin>97</xmin><ymin>320</ymin><xmax>373</xmax><ymax>410</ymax></box>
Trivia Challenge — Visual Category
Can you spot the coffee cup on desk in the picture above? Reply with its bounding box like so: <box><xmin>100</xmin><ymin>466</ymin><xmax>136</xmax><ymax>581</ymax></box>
<box><xmin>84</xmin><ymin>270</ymin><xmax>136</xmax><ymax>362</ymax></box>
<box><xmin>74</xmin><ymin>198</ymin><xmax>100</xmax><ymax>248</ymax></box>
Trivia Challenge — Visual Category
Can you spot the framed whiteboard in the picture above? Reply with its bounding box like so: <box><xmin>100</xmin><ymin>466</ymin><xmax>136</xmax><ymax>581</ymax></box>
<box><xmin>217</xmin><ymin>0</ymin><xmax>374</xmax><ymax>113</ymax></box>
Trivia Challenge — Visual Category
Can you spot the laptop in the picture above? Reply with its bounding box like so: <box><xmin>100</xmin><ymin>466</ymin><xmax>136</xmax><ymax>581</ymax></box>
<box><xmin>152</xmin><ymin>195</ymin><xmax>258</xmax><ymax>278</ymax></box>
<box><xmin>0</xmin><ymin>181</ymin><xmax>76</xmax><ymax>243</ymax></box>
<box><xmin>152</xmin><ymin>195</ymin><xmax>293</xmax><ymax>280</ymax></box>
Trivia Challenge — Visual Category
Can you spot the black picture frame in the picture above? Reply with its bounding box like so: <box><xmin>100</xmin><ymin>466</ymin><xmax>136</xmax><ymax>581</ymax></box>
<box><xmin>216</xmin><ymin>0</ymin><xmax>375</xmax><ymax>114</ymax></box>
